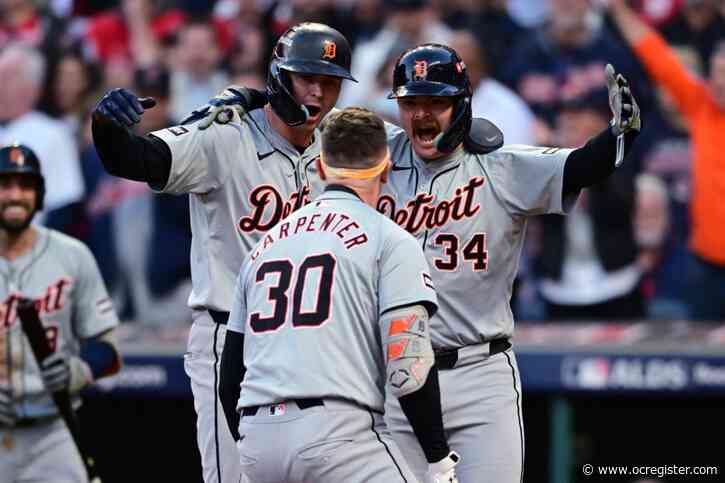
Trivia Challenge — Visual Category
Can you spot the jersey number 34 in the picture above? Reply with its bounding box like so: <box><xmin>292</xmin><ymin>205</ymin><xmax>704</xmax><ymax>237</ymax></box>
<box><xmin>249</xmin><ymin>254</ymin><xmax>336</xmax><ymax>333</ymax></box>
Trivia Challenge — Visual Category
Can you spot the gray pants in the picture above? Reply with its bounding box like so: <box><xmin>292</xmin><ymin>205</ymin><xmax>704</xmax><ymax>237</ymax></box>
<box><xmin>237</xmin><ymin>399</ymin><xmax>419</xmax><ymax>483</ymax></box>
<box><xmin>386</xmin><ymin>347</ymin><xmax>525</xmax><ymax>483</ymax></box>
<box><xmin>184</xmin><ymin>314</ymin><xmax>242</xmax><ymax>483</ymax></box>
<box><xmin>0</xmin><ymin>418</ymin><xmax>87</xmax><ymax>483</ymax></box>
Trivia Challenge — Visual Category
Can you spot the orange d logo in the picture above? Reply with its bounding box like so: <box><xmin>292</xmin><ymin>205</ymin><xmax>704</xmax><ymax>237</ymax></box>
<box><xmin>414</xmin><ymin>60</ymin><xmax>428</xmax><ymax>80</ymax></box>
<box><xmin>322</xmin><ymin>40</ymin><xmax>337</xmax><ymax>60</ymax></box>
<box><xmin>9</xmin><ymin>147</ymin><xmax>25</xmax><ymax>166</ymax></box>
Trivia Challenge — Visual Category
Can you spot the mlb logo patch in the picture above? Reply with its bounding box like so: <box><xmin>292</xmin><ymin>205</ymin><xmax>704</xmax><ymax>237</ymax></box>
<box><xmin>270</xmin><ymin>403</ymin><xmax>286</xmax><ymax>416</ymax></box>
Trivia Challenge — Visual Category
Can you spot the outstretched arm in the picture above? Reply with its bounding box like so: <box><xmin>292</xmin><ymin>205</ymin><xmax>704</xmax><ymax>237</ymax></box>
<box><xmin>91</xmin><ymin>88</ymin><xmax>172</xmax><ymax>186</ymax></box>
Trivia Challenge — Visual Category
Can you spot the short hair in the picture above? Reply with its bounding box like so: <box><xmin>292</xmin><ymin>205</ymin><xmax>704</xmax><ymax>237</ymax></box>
<box><xmin>0</xmin><ymin>43</ymin><xmax>46</xmax><ymax>86</ymax></box>
<box><xmin>321</xmin><ymin>107</ymin><xmax>388</xmax><ymax>169</ymax></box>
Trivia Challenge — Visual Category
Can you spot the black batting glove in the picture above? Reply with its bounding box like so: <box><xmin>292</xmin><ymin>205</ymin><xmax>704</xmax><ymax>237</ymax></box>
<box><xmin>93</xmin><ymin>88</ymin><xmax>157</xmax><ymax>128</ymax></box>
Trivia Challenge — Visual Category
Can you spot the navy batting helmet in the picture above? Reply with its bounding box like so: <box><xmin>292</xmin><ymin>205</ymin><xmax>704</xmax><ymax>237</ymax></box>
<box><xmin>268</xmin><ymin>22</ymin><xmax>356</xmax><ymax>127</ymax></box>
<box><xmin>0</xmin><ymin>143</ymin><xmax>45</xmax><ymax>210</ymax></box>
<box><xmin>388</xmin><ymin>44</ymin><xmax>473</xmax><ymax>154</ymax></box>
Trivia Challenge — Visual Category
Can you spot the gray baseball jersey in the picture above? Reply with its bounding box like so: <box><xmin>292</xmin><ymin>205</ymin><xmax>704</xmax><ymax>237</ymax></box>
<box><xmin>0</xmin><ymin>226</ymin><xmax>119</xmax><ymax>417</ymax></box>
<box><xmin>381</xmin><ymin>127</ymin><xmax>574</xmax><ymax>349</ymax></box>
<box><xmin>150</xmin><ymin>108</ymin><xmax>324</xmax><ymax>313</ymax></box>
<box><xmin>228</xmin><ymin>187</ymin><xmax>437</xmax><ymax>412</ymax></box>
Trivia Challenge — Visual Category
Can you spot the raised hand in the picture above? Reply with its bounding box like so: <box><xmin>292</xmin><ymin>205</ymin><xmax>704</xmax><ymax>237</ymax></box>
<box><xmin>605</xmin><ymin>63</ymin><xmax>641</xmax><ymax>136</ymax></box>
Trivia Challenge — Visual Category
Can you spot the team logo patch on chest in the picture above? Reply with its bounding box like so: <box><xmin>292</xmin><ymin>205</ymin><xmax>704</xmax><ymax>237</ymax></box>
<box><xmin>377</xmin><ymin>176</ymin><xmax>485</xmax><ymax>235</ymax></box>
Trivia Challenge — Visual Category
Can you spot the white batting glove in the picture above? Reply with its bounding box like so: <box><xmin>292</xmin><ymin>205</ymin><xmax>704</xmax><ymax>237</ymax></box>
<box><xmin>605</xmin><ymin>63</ymin><xmax>641</xmax><ymax>136</ymax></box>
<box><xmin>427</xmin><ymin>451</ymin><xmax>461</xmax><ymax>483</ymax></box>
<box><xmin>40</xmin><ymin>353</ymin><xmax>93</xmax><ymax>394</ymax></box>
<box><xmin>0</xmin><ymin>388</ymin><xmax>17</xmax><ymax>426</ymax></box>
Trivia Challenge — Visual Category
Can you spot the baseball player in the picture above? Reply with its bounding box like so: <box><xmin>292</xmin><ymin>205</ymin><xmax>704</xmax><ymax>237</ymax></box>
<box><xmin>219</xmin><ymin>107</ymin><xmax>459</xmax><ymax>483</ymax></box>
<box><xmin>0</xmin><ymin>144</ymin><xmax>121</xmax><ymax>483</ymax></box>
<box><xmin>90</xmin><ymin>23</ymin><xmax>357</xmax><ymax>483</ymax></box>
<box><xmin>378</xmin><ymin>44</ymin><xmax>642</xmax><ymax>482</ymax></box>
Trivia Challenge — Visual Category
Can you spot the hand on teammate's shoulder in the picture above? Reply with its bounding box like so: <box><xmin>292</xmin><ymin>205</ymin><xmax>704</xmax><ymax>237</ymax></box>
<box><xmin>182</xmin><ymin>86</ymin><xmax>269</xmax><ymax>130</ymax></box>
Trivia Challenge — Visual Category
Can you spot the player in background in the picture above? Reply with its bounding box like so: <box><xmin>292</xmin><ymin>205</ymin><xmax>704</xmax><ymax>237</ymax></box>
<box><xmin>90</xmin><ymin>23</ymin><xmax>357</xmax><ymax>483</ymax></box>
<box><xmin>220</xmin><ymin>107</ymin><xmax>459</xmax><ymax>483</ymax></box>
<box><xmin>378</xmin><ymin>44</ymin><xmax>642</xmax><ymax>482</ymax></box>
<box><xmin>0</xmin><ymin>144</ymin><xmax>121</xmax><ymax>483</ymax></box>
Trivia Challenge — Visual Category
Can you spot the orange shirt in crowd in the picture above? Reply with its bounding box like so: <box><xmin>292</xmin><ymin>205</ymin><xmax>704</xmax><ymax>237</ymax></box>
<box><xmin>634</xmin><ymin>31</ymin><xmax>725</xmax><ymax>265</ymax></box>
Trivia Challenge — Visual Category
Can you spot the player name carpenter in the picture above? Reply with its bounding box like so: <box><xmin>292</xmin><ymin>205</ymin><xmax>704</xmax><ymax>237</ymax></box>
<box><xmin>250</xmin><ymin>211</ymin><xmax>368</xmax><ymax>261</ymax></box>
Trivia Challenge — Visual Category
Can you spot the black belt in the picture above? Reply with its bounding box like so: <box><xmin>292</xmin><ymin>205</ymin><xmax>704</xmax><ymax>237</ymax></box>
<box><xmin>209</xmin><ymin>309</ymin><xmax>229</xmax><ymax>325</ymax></box>
<box><xmin>434</xmin><ymin>338</ymin><xmax>511</xmax><ymax>370</ymax></box>
<box><xmin>242</xmin><ymin>398</ymin><xmax>324</xmax><ymax>417</ymax></box>
<box><xmin>11</xmin><ymin>415</ymin><xmax>58</xmax><ymax>428</ymax></box>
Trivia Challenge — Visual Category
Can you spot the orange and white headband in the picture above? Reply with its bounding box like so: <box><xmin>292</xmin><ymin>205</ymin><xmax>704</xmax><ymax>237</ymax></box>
<box><xmin>319</xmin><ymin>150</ymin><xmax>390</xmax><ymax>180</ymax></box>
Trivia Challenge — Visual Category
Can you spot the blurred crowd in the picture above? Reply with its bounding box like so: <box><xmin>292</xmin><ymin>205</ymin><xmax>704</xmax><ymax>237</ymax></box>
<box><xmin>1</xmin><ymin>0</ymin><xmax>723</xmax><ymax>324</ymax></box>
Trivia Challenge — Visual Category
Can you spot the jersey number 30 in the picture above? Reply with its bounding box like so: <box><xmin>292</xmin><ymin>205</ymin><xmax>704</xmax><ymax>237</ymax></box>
<box><xmin>250</xmin><ymin>254</ymin><xmax>336</xmax><ymax>333</ymax></box>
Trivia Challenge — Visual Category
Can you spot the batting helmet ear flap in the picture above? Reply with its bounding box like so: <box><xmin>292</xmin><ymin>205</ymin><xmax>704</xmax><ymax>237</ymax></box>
<box><xmin>434</xmin><ymin>96</ymin><xmax>472</xmax><ymax>154</ymax></box>
<box><xmin>267</xmin><ymin>60</ymin><xmax>310</xmax><ymax>127</ymax></box>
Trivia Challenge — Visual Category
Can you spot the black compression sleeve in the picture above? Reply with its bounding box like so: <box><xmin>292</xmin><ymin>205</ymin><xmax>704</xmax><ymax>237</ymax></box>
<box><xmin>397</xmin><ymin>365</ymin><xmax>450</xmax><ymax>463</ymax></box>
<box><xmin>562</xmin><ymin>126</ymin><xmax>639</xmax><ymax>198</ymax></box>
<box><xmin>219</xmin><ymin>330</ymin><xmax>246</xmax><ymax>442</ymax></box>
<box><xmin>91</xmin><ymin>113</ymin><xmax>172</xmax><ymax>187</ymax></box>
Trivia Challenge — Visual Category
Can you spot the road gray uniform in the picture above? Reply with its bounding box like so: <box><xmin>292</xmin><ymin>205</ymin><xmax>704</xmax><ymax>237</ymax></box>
<box><xmin>149</xmin><ymin>108</ymin><xmax>323</xmax><ymax>483</ymax></box>
<box><xmin>228</xmin><ymin>186</ymin><xmax>437</xmax><ymax>483</ymax></box>
<box><xmin>379</xmin><ymin>126</ymin><xmax>576</xmax><ymax>483</ymax></box>
<box><xmin>0</xmin><ymin>226</ymin><xmax>119</xmax><ymax>483</ymax></box>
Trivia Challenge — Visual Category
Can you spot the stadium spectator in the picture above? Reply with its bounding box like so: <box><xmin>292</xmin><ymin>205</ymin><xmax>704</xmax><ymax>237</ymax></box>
<box><xmin>220</xmin><ymin>0</ymin><xmax>266</xmax><ymax>79</ymax></box>
<box><xmin>169</xmin><ymin>18</ymin><xmax>229</xmax><ymax>122</ymax></box>
<box><xmin>440</xmin><ymin>0</ymin><xmax>527</xmax><ymax>80</ymax></box>
<box><xmin>661</xmin><ymin>0</ymin><xmax>725</xmax><ymax>75</ymax></box>
<box><xmin>85</xmin><ymin>0</ymin><xmax>176</xmax><ymax>65</ymax></box>
<box><xmin>449</xmin><ymin>29</ymin><xmax>536</xmax><ymax>145</ymax></box>
<box><xmin>626</xmin><ymin>46</ymin><xmax>702</xmax><ymax>320</ymax></box>
<box><xmin>42</xmin><ymin>47</ymin><xmax>102</xmax><ymax>139</ymax></box>
<box><xmin>501</xmin><ymin>0</ymin><xmax>646</xmax><ymax>128</ymax></box>
<box><xmin>339</xmin><ymin>0</ymin><xmax>453</xmax><ymax>108</ymax></box>
<box><xmin>536</xmin><ymin>90</ymin><xmax>645</xmax><ymax>320</ymax></box>
<box><xmin>0</xmin><ymin>44</ymin><xmax>85</xmax><ymax>231</ymax></box>
<box><xmin>0</xmin><ymin>0</ymin><xmax>69</xmax><ymax>53</ymax></box>
<box><xmin>609</xmin><ymin>0</ymin><xmax>725</xmax><ymax>320</ymax></box>
<box><xmin>634</xmin><ymin>174</ymin><xmax>684</xmax><ymax>319</ymax></box>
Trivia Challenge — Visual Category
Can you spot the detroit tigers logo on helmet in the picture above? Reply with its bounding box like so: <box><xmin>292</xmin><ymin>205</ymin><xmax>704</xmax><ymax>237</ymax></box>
<box><xmin>9</xmin><ymin>147</ymin><xmax>25</xmax><ymax>166</ymax></box>
<box><xmin>322</xmin><ymin>40</ymin><xmax>337</xmax><ymax>60</ymax></box>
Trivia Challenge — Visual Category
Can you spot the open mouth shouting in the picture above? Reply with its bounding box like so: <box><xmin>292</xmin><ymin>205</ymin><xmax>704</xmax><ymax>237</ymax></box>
<box><xmin>304</xmin><ymin>104</ymin><xmax>322</xmax><ymax>122</ymax></box>
<box><xmin>413</xmin><ymin>122</ymin><xmax>441</xmax><ymax>149</ymax></box>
